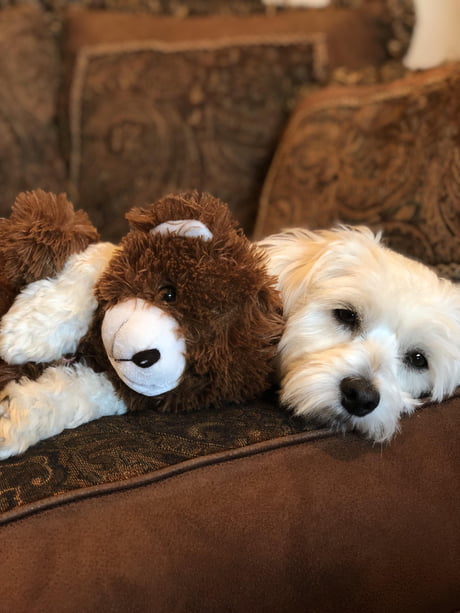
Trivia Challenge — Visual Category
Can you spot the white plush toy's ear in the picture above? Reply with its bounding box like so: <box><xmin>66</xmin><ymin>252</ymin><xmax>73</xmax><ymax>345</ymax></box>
<box><xmin>151</xmin><ymin>219</ymin><xmax>213</xmax><ymax>241</ymax></box>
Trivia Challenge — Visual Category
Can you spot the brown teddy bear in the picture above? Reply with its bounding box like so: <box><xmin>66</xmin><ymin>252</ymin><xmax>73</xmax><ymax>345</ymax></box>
<box><xmin>0</xmin><ymin>191</ymin><xmax>283</xmax><ymax>459</ymax></box>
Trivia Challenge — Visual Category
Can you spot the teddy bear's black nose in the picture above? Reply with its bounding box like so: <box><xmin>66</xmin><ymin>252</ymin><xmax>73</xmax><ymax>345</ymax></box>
<box><xmin>131</xmin><ymin>349</ymin><xmax>161</xmax><ymax>368</ymax></box>
<box><xmin>340</xmin><ymin>376</ymin><xmax>380</xmax><ymax>417</ymax></box>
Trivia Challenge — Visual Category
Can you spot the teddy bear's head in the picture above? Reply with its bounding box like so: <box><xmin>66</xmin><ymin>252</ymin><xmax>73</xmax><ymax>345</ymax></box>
<box><xmin>82</xmin><ymin>191</ymin><xmax>284</xmax><ymax>412</ymax></box>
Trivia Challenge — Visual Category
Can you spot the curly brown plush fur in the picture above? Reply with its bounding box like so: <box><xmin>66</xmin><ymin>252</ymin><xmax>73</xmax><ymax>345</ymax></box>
<box><xmin>79</xmin><ymin>191</ymin><xmax>284</xmax><ymax>412</ymax></box>
<box><xmin>0</xmin><ymin>190</ymin><xmax>99</xmax><ymax>388</ymax></box>
<box><xmin>0</xmin><ymin>189</ymin><xmax>99</xmax><ymax>317</ymax></box>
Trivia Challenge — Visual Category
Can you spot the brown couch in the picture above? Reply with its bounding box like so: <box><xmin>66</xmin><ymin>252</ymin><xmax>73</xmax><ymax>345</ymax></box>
<box><xmin>1</xmin><ymin>2</ymin><xmax>459</xmax><ymax>612</ymax></box>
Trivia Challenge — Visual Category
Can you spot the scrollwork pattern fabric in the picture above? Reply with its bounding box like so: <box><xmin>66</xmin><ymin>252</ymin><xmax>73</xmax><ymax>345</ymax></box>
<box><xmin>69</xmin><ymin>35</ymin><xmax>324</xmax><ymax>240</ymax></box>
<box><xmin>255</xmin><ymin>63</ymin><xmax>460</xmax><ymax>268</ymax></box>
<box><xmin>0</xmin><ymin>394</ymin><xmax>312</xmax><ymax>513</ymax></box>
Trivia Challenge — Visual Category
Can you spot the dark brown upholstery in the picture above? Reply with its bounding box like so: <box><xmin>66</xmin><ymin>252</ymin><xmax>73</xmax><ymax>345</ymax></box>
<box><xmin>1</xmin><ymin>394</ymin><xmax>459</xmax><ymax>613</ymax></box>
<box><xmin>0</xmin><ymin>6</ymin><xmax>67</xmax><ymax>218</ymax></box>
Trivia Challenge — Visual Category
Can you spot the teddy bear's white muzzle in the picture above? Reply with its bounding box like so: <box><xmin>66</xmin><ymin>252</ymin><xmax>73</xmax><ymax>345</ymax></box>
<box><xmin>101</xmin><ymin>298</ymin><xmax>186</xmax><ymax>396</ymax></box>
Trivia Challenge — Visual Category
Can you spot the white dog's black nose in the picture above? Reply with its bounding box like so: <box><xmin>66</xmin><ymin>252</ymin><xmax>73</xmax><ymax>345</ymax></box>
<box><xmin>131</xmin><ymin>349</ymin><xmax>161</xmax><ymax>368</ymax></box>
<box><xmin>340</xmin><ymin>376</ymin><xmax>380</xmax><ymax>417</ymax></box>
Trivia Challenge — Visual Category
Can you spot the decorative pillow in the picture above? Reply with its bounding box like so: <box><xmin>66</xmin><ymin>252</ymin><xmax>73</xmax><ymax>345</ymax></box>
<box><xmin>0</xmin><ymin>6</ymin><xmax>67</xmax><ymax>217</ymax></box>
<box><xmin>255</xmin><ymin>62</ymin><xmax>460</xmax><ymax>270</ymax></box>
<box><xmin>62</xmin><ymin>8</ymin><xmax>388</xmax><ymax>240</ymax></box>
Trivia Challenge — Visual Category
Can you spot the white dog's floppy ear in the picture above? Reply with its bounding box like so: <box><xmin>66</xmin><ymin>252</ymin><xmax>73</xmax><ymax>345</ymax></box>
<box><xmin>258</xmin><ymin>229</ymin><xmax>328</xmax><ymax>316</ymax></box>
<box><xmin>259</xmin><ymin>226</ymin><xmax>383</xmax><ymax>315</ymax></box>
<box><xmin>151</xmin><ymin>219</ymin><xmax>213</xmax><ymax>241</ymax></box>
<box><xmin>258</xmin><ymin>228</ymin><xmax>319</xmax><ymax>276</ymax></box>
<box><xmin>259</xmin><ymin>226</ymin><xmax>381</xmax><ymax>275</ymax></box>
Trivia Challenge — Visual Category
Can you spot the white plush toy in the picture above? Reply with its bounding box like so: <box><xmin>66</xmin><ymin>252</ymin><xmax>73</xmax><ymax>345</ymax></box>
<box><xmin>0</xmin><ymin>191</ymin><xmax>283</xmax><ymax>459</ymax></box>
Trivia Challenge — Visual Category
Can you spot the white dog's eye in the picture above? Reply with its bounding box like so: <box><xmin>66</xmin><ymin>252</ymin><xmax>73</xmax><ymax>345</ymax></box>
<box><xmin>404</xmin><ymin>350</ymin><xmax>428</xmax><ymax>370</ymax></box>
<box><xmin>333</xmin><ymin>308</ymin><xmax>360</xmax><ymax>331</ymax></box>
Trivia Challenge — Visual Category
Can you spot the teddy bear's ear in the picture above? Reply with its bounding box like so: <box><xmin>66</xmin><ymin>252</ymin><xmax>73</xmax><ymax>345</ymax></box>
<box><xmin>125</xmin><ymin>207</ymin><xmax>156</xmax><ymax>232</ymax></box>
<box><xmin>150</xmin><ymin>219</ymin><xmax>213</xmax><ymax>241</ymax></box>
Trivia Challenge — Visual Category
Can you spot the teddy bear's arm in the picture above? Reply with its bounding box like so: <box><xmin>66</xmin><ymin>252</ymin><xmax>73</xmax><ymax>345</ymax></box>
<box><xmin>0</xmin><ymin>242</ymin><xmax>116</xmax><ymax>365</ymax></box>
<box><xmin>0</xmin><ymin>362</ymin><xmax>127</xmax><ymax>460</ymax></box>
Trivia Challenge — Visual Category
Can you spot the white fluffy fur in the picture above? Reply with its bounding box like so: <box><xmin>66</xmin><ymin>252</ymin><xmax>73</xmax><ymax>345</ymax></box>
<box><xmin>0</xmin><ymin>242</ymin><xmax>122</xmax><ymax>460</ymax></box>
<box><xmin>0</xmin><ymin>242</ymin><xmax>116</xmax><ymax>364</ymax></box>
<box><xmin>259</xmin><ymin>226</ymin><xmax>460</xmax><ymax>442</ymax></box>
<box><xmin>0</xmin><ymin>363</ymin><xmax>127</xmax><ymax>460</ymax></box>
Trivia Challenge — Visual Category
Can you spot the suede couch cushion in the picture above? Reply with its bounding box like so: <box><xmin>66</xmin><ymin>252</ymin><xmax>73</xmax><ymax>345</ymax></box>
<box><xmin>62</xmin><ymin>7</ymin><xmax>388</xmax><ymax>240</ymax></box>
<box><xmin>255</xmin><ymin>62</ymin><xmax>460</xmax><ymax>273</ymax></box>
<box><xmin>1</xmin><ymin>394</ymin><xmax>459</xmax><ymax>612</ymax></box>
<box><xmin>0</xmin><ymin>6</ymin><xmax>67</xmax><ymax>217</ymax></box>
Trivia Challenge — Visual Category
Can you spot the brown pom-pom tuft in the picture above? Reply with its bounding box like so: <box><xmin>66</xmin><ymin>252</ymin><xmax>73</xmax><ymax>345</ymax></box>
<box><xmin>0</xmin><ymin>189</ymin><xmax>99</xmax><ymax>288</ymax></box>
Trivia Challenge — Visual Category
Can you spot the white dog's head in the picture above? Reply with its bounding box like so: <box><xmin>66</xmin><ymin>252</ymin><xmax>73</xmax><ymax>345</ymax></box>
<box><xmin>259</xmin><ymin>226</ymin><xmax>460</xmax><ymax>442</ymax></box>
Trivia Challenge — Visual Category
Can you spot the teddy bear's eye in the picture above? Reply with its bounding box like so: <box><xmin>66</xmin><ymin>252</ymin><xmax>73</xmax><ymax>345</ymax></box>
<box><xmin>159</xmin><ymin>285</ymin><xmax>176</xmax><ymax>303</ymax></box>
<box><xmin>333</xmin><ymin>308</ymin><xmax>360</xmax><ymax>331</ymax></box>
<box><xmin>404</xmin><ymin>350</ymin><xmax>428</xmax><ymax>370</ymax></box>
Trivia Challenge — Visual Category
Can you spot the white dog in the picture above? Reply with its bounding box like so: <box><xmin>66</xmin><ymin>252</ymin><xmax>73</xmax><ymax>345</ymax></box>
<box><xmin>259</xmin><ymin>226</ymin><xmax>460</xmax><ymax>442</ymax></box>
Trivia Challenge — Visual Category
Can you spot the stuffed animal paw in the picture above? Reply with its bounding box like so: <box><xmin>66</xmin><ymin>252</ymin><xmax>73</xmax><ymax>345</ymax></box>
<box><xmin>0</xmin><ymin>242</ymin><xmax>115</xmax><ymax>365</ymax></box>
<box><xmin>0</xmin><ymin>384</ymin><xmax>40</xmax><ymax>460</ymax></box>
<box><xmin>0</xmin><ymin>364</ymin><xmax>126</xmax><ymax>460</ymax></box>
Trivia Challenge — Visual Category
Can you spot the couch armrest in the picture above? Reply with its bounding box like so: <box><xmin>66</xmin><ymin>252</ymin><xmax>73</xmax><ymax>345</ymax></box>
<box><xmin>1</xmin><ymin>395</ymin><xmax>460</xmax><ymax>612</ymax></box>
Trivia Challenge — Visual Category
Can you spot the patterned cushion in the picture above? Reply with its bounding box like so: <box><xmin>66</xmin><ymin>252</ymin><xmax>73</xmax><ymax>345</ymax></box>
<box><xmin>255</xmin><ymin>62</ymin><xmax>460</xmax><ymax>269</ymax></box>
<box><xmin>0</xmin><ymin>6</ymin><xmax>67</xmax><ymax>217</ymax></box>
<box><xmin>62</xmin><ymin>7</ymin><xmax>389</xmax><ymax>240</ymax></box>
